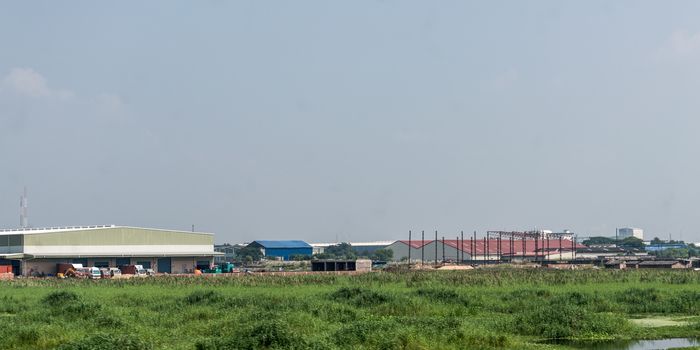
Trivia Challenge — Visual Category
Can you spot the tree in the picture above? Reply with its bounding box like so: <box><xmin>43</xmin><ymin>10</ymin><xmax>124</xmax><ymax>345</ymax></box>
<box><xmin>582</xmin><ymin>237</ymin><xmax>615</xmax><ymax>246</ymax></box>
<box><xmin>289</xmin><ymin>254</ymin><xmax>311</xmax><ymax>261</ymax></box>
<box><xmin>322</xmin><ymin>243</ymin><xmax>356</xmax><ymax>259</ymax></box>
<box><xmin>371</xmin><ymin>249</ymin><xmax>393</xmax><ymax>261</ymax></box>
<box><xmin>650</xmin><ymin>237</ymin><xmax>664</xmax><ymax>245</ymax></box>
<box><xmin>652</xmin><ymin>246</ymin><xmax>697</xmax><ymax>259</ymax></box>
<box><xmin>236</xmin><ymin>246</ymin><xmax>263</xmax><ymax>262</ymax></box>
<box><xmin>653</xmin><ymin>248</ymin><xmax>689</xmax><ymax>259</ymax></box>
<box><xmin>618</xmin><ymin>237</ymin><xmax>645</xmax><ymax>250</ymax></box>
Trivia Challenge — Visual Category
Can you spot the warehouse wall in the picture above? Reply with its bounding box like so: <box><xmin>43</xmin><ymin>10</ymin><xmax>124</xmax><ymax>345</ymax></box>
<box><xmin>21</xmin><ymin>256</ymin><xmax>214</xmax><ymax>276</ymax></box>
<box><xmin>264</xmin><ymin>248</ymin><xmax>312</xmax><ymax>260</ymax></box>
<box><xmin>0</xmin><ymin>234</ymin><xmax>23</xmax><ymax>254</ymax></box>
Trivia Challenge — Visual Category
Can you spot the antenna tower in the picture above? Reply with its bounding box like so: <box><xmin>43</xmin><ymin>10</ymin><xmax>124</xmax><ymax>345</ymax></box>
<box><xmin>20</xmin><ymin>187</ymin><xmax>29</xmax><ymax>228</ymax></box>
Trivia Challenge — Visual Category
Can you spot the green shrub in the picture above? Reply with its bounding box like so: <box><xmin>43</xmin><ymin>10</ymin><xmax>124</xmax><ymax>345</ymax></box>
<box><xmin>42</xmin><ymin>290</ymin><xmax>80</xmax><ymax>305</ymax></box>
<box><xmin>512</xmin><ymin>301</ymin><xmax>627</xmax><ymax>339</ymax></box>
<box><xmin>329</xmin><ymin>287</ymin><xmax>392</xmax><ymax>307</ymax></box>
<box><xmin>195</xmin><ymin>318</ymin><xmax>307</xmax><ymax>350</ymax></box>
<box><xmin>184</xmin><ymin>290</ymin><xmax>223</xmax><ymax>305</ymax></box>
<box><xmin>615</xmin><ymin>288</ymin><xmax>664</xmax><ymax>313</ymax></box>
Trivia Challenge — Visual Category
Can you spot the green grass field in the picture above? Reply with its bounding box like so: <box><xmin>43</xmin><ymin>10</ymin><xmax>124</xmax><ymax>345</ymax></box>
<box><xmin>1</xmin><ymin>269</ymin><xmax>700</xmax><ymax>349</ymax></box>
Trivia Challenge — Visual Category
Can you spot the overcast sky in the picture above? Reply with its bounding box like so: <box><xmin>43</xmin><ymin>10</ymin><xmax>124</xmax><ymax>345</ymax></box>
<box><xmin>2</xmin><ymin>1</ymin><xmax>700</xmax><ymax>243</ymax></box>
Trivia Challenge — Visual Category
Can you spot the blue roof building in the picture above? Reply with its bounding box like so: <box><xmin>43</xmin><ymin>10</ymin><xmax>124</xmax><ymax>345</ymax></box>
<box><xmin>247</xmin><ymin>240</ymin><xmax>313</xmax><ymax>260</ymax></box>
<box><xmin>644</xmin><ymin>244</ymin><xmax>686</xmax><ymax>252</ymax></box>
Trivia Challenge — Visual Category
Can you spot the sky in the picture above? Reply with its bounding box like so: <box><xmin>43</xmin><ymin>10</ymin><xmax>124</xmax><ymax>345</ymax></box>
<box><xmin>2</xmin><ymin>1</ymin><xmax>700</xmax><ymax>244</ymax></box>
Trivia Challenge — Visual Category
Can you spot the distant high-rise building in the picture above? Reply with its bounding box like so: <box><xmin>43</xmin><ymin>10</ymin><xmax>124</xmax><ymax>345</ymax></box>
<box><xmin>618</xmin><ymin>227</ymin><xmax>643</xmax><ymax>240</ymax></box>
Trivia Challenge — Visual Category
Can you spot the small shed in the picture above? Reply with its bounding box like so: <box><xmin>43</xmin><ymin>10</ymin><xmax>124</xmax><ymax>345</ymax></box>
<box><xmin>604</xmin><ymin>260</ymin><xmax>626</xmax><ymax>269</ymax></box>
<box><xmin>311</xmin><ymin>259</ymin><xmax>372</xmax><ymax>272</ymax></box>
<box><xmin>247</xmin><ymin>240</ymin><xmax>312</xmax><ymax>261</ymax></box>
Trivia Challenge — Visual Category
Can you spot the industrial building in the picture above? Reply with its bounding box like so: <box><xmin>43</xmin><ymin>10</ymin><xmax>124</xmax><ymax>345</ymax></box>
<box><xmin>386</xmin><ymin>239</ymin><xmax>586</xmax><ymax>262</ymax></box>
<box><xmin>618</xmin><ymin>227</ymin><xmax>644</xmax><ymax>240</ymax></box>
<box><xmin>213</xmin><ymin>243</ymin><xmax>247</xmax><ymax>264</ymax></box>
<box><xmin>247</xmin><ymin>240</ymin><xmax>313</xmax><ymax>260</ymax></box>
<box><xmin>0</xmin><ymin>225</ymin><xmax>220</xmax><ymax>276</ymax></box>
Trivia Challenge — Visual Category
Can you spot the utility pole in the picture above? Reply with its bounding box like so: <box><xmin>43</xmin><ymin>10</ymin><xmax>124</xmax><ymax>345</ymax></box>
<box><xmin>421</xmin><ymin>230</ymin><xmax>425</xmax><ymax>266</ymax></box>
<box><xmin>473</xmin><ymin>231</ymin><xmax>477</xmax><ymax>261</ymax></box>
<box><xmin>408</xmin><ymin>230</ymin><xmax>412</xmax><ymax>264</ymax></box>
<box><xmin>434</xmin><ymin>230</ymin><xmax>438</xmax><ymax>265</ymax></box>
<box><xmin>442</xmin><ymin>236</ymin><xmax>445</xmax><ymax>263</ymax></box>
<box><xmin>460</xmin><ymin>231</ymin><xmax>464</xmax><ymax>263</ymax></box>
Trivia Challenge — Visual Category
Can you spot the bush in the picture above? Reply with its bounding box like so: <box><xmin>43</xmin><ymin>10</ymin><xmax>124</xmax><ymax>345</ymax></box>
<box><xmin>329</xmin><ymin>287</ymin><xmax>392</xmax><ymax>307</ymax></box>
<box><xmin>42</xmin><ymin>290</ymin><xmax>80</xmax><ymax>305</ymax></box>
<box><xmin>511</xmin><ymin>301</ymin><xmax>627</xmax><ymax>339</ymax></box>
<box><xmin>195</xmin><ymin>318</ymin><xmax>307</xmax><ymax>350</ymax></box>
<box><xmin>184</xmin><ymin>290</ymin><xmax>223</xmax><ymax>305</ymax></box>
<box><xmin>615</xmin><ymin>288</ymin><xmax>663</xmax><ymax>313</ymax></box>
<box><xmin>415</xmin><ymin>287</ymin><xmax>470</xmax><ymax>306</ymax></box>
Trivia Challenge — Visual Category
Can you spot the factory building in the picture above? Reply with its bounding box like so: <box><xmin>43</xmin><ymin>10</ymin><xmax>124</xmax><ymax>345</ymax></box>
<box><xmin>213</xmin><ymin>243</ymin><xmax>247</xmax><ymax>264</ymax></box>
<box><xmin>0</xmin><ymin>225</ymin><xmax>220</xmax><ymax>276</ymax></box>
<box><xmin>386</xmin><ymin>239</ymin><xmax>586</xmax><ymax>262</ymax></box>
<box><xmin>247</xmin><ymin>240</ymin><xmax>313</xmax><ymax>260</ymax></box>
<box><xmin>385</xmin><ymin>240</ymin><xmax>434</xmax><ymax>262</ymax></box>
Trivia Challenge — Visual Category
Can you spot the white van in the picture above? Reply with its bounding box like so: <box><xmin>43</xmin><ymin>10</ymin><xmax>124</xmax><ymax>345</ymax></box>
<box><xmin>77</xmin><ymin>267</ymin><xmax>101</xmax><ymax>279</ymax></box>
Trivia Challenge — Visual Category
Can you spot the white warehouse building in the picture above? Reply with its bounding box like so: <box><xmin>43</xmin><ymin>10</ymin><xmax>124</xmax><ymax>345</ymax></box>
<box><xmin>0</xmin><ymin>225</ymin><xmax>221</xmax><ymax>276</ymax></box>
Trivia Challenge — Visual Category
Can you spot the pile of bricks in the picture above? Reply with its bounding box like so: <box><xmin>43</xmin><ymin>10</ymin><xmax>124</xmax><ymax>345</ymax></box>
<box><xmin>0</xmin><ymin>273</ymin><xmax>13</xmax><ymax>280</ymax></box>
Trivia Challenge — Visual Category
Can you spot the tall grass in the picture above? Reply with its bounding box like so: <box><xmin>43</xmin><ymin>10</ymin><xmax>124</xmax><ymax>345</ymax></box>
<box><xmin>0</xmin><ymin>270</ymin><xmax>699</xmax><ymax>349</ymax></box>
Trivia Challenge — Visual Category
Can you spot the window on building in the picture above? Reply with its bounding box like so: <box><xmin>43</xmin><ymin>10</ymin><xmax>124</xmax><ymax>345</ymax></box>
<box><xmin>115</xmin><ymin>258</ymin><xmax>130</xmax><ymax>266</ymax></box>
<box><xmin>72</xmin><ymin>259</ymin><xmax>88</xmax><ymax>266</ymax></box>
<box><xmin>196</xmin><ymin>260</ymin><xmax>210</xmax><ymax>270</ymax></box>
<box><xmin>136</xmin><ymin>261</ymin><xmax>151</xmax><ymax>269</ymax></box>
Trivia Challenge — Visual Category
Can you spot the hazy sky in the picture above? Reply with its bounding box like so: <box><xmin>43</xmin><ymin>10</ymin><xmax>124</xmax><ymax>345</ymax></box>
<box><xmin>2</xmin><ymin>1</ymin><xmax>700</xmax><ymax>243</ymax></box>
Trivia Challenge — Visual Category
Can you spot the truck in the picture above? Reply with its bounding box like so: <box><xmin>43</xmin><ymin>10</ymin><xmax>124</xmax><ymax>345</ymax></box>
<box><xmin>119</xmin><ymin>265</ymin><xmax>147</xmax><ymax>276</ymax></box>
<box><xmin>57</xmin><ymin>263</ymin><xmax>86</xmax><ymax>278</ymax></box>
<box><xmin>203</xmin><ymin>262</ymin><xmax>234</xmax><ymax>274</ymax></box>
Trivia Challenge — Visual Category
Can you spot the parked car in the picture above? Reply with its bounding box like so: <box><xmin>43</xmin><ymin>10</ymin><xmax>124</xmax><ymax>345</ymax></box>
<box><xmin>145</xmin><ymin>268</ymin><xmax>156</xmax><ymax>276</ymax></box>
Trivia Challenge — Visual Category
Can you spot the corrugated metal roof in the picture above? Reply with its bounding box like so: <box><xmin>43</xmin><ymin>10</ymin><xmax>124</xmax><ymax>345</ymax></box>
<box><xmin>637</xmin><ymin>260</ymin><xmax>682</xmax><ymax>266</ymax></box>
<box><xmin>0</xmin><ymin>225</ymin><xmax>214</xmax><ymax>236</ymax></box>
<box><xmin>250</xmin><ymin>240</ymin><xmax>312</xmax><ymax>248</ymax></box>
<box><xmin>396</xmin><ymin>240</ymin><xmax>434</xmax><ymax>249</ymax></box>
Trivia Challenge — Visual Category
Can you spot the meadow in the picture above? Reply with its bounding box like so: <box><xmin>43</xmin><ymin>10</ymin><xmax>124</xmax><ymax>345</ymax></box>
<box><xmin>1</xmin><ymin>269</ymin><xmax>700</xmax><ymax>349</ymax></box>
